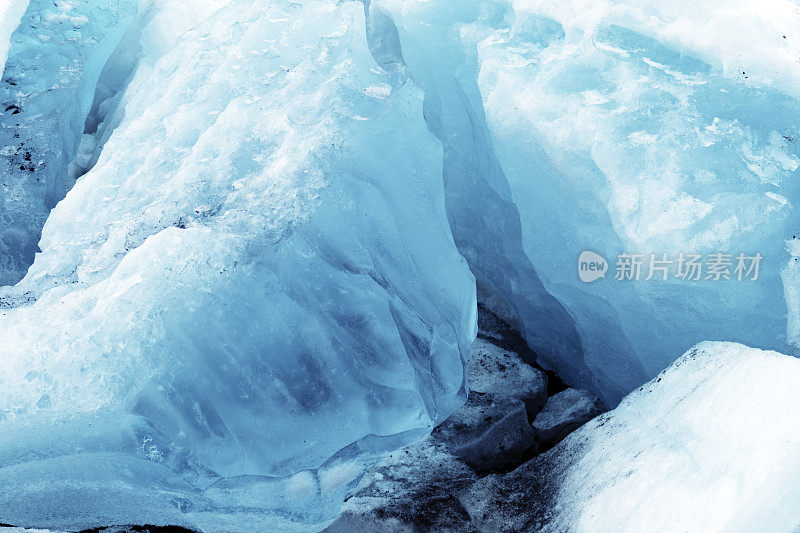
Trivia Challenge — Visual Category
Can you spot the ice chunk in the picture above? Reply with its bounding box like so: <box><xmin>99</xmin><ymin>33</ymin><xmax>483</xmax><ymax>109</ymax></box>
<box><xmin>74</xmin><ymin>0</ymin><xmax>231</xmax><ymax>182</ymax></box>
<box><xmin>378</xmin><ymin>0</ymin><xmax>800</xmax><ymax>402</ymax></box>
<box><xmin>784</xmin><ymin>236</ymin><xmax>800</xmax><ymax>348</ymax></box>
<box><xmin>0</xmin><ymin>0</ymin><xmax>475</xmax><ymax>529</ymax></box>
<box><xmin>476</xmin><ymin>0</ymin><xmax>800</xmax><ymax>385</ymax></box>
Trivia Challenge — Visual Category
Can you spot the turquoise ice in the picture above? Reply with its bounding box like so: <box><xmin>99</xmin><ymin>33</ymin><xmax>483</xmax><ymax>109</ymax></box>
<box><xmin>0</xmin><ymin>0</ymin><xmax>137</xmax><ymax>285</ymax></box>
<box><xmin>379</xmin><ymin>0</ymin><xmax>800</xmax><ymax>402</ymax></box>
<box><xmin>0</xmin><ymin>0</ymin><xmax>799</xmax><ymax>529</ymax></box>
<box><xmin>0</xmin><ymin>0</ymin><xmax>474</xmax><ymax>529</ymax></box>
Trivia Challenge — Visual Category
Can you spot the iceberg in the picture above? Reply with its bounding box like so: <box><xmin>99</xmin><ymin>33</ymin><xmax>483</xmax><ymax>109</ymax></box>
<box><xmin>0</xmin><ymin>0</ymin><xmax>475</xmax><ymax>529</ymax></box>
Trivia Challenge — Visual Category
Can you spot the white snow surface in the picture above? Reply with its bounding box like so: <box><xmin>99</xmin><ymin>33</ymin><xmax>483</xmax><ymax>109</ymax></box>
<box><xmin>546</xmin><ymin>342</ymin><xmax>800</xmax><ymax>532</ymax></box>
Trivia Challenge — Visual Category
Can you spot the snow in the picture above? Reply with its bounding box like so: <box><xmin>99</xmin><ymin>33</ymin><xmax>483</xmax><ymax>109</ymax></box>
<box><xmin>543</xmin><ymin>342</ymin><xmax>800</xmax><ymax>531</ymax></box>
<box><xmin>0</xmin><ymin>0</ymin><xmax>475</xmax><ymax>529</ymax></box>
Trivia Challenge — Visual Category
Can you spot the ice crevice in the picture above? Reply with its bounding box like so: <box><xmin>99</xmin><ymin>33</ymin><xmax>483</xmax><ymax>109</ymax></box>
<box><xmin>0</xmin><ymin>0</ymin><xmax>139</xmax><ymax>288</ymax></box>
<box><xmin>362</xmin><ymin>0</ymin><xmax>636</xmax><ymax>404</ymax></box>
<box><xmin>67</xmin><ymin>3</ymin><xmax>156</xmax><ymax>189</ymax></box>
<box><xmin>0</xmin><ymin>0</ymin><xmax>799</xmax><ymax>531</ymax></box>
<box><xmin>374</xmin><ymin>0</ymin><xmax>800</xmax><ymax>405</ymax></box>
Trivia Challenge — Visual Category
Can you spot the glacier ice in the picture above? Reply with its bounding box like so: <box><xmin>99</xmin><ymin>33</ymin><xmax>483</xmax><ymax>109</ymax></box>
<box><xmin>378</xmin><ymin>0</ymin><xmax>800</xmax><ymax>402</ymax></box>
<box><xmin>0</xmin><ymin>1</ymin><xmax>27</xmax><ymax>73</ymax></box>
<box><xmin>369</xmin><ymin>0</ymin><xmax>628</xmax><ymax>401</ymax></box>
<box><xmin>0</xmin><ymin>0</ymin><xmax>475</xmax><ymax>529</ymax></box>
<box><xmin>1</xmin><ymin>0</ymin><xmax>800</xmax><ymax>529</ymax></box>
<box><xmin>0</xmin><ymin>0</ymin><xmax>138</xmax><ymax>286</ymax></box>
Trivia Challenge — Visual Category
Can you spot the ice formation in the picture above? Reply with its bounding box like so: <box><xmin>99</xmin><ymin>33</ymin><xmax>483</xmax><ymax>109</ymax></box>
<box><xmin>541</xmin><ymin>342</ymin><xmax>800</xmax><ymax>531</ymax></box>
<box><xmin>367</xmin><ymin>0</ymin><xmax>611</xmax><ymax>401</ymax></box>
<box><xmin>0</xmin><ymin>0</ymin><xmax>138</xmax><ymax>285</ymax></box>
<box><xmin>0</xmin><ymin>0</ymin><xmax>799</xmax><ymax>529</ymax></box>
<box><xmin>0</xmin><ymin>1</ymin><xmax>27</xmax><ymax>72</ymax></box>
<box><xmin>0</xmin><ymin>0</ymin><xmax>474</xmax><ymax>529</ymax></box>
<box><xmin>378</xmin><ymin>0</ymin><xmax>800</xmax><ymax>402</ymax></box>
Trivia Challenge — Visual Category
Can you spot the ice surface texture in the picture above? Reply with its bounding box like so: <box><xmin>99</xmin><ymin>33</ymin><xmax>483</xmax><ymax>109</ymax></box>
<box><xmin>461</xmin><ymin>342</ymin><xmax>800</xmax><ymax>531</ymax></box>
<box><xmin>0</xmin><ymin>1</ymin><xmax>27</xmax><ymax>75</ymax></box>
<box><xmin>542</xmin><ymin>342</ymin><xmax>800</xmax><ymax>531</ymax></box>
<box><xmin>1</xmin><ymin>0</ymin><xmax>800</xmax><ymax>529</ymax></box>
<box><xmin>0</xmin><ymin>0</ymin><xmax>475</xmax><ymax>529</ymax></box>
<box><xmin>378</xmin><ymin>0</ymin><xmax>800</xmax><ymax>402</ymax></box>
<box><xmin>368</xmin><ymin>0</ymin><xmax>610</xmax><ymax>401</ymax></box>
<box><xmin>0</xmin><ymin>0</ymin><xmax>137</xmax><ymax>285</ymax></box>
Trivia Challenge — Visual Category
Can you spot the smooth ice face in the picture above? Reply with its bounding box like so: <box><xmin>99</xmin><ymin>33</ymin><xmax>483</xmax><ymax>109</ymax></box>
<box><xmin>0</xmin><ymin>0</ymin><xmax>475</xmax><ymax>529</ymax></box>
<box><xmin>379</xmin><ymin>0</ymin><xmax>800</xmax><ymax>402</ymax></box>
<box><xmin>544</xmin><ymin>342</ymin><xmax>800</xmax><ymax>531</ymax></box>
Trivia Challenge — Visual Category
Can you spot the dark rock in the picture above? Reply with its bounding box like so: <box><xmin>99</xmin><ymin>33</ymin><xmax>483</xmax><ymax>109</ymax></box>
<box><xmin>0</xmin><ymin>526</ymin><xmax>195</xmax><ymax>533</ymax></box>
<box><xmin>458</xmin><ymin>447</ymin><xmax>565</xmax><ymax>532</ymax></box>
<box><xmin>81</xmin><ymin>527</ymin><xmax>196</xmax><ymax>533</ymax></box>
<box><xmin>468</xmin><ymin>337</ymin><xmax>548</xmax><ymax>416</ymax></box>
<box><xmin>533</xmin><ymin>388</ymin><xmax>604</xmax><ymax>450</ymax></box>
<box><xmin>433</xmin><ymin>391</ymin><xmax>536</xmax><ymax>473</ymax></box>
<box><xmin>324</xmin><ymin>438</ymin><xmax>479</xmax><ymax>533</ymax></box>
<box><xmin>476</xmin><ymin>303</ymin><xmax>569</xmax><ymax>397</ymax></box>
<box><xmin>458</xmin><ymin>424</ymin><xmax>599</xmax><ymax>532</ymax></box>
<box><xmin>326</xmin><ymin>313</ymin><xmax>602</xmax><ymax>531</ymax></box>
